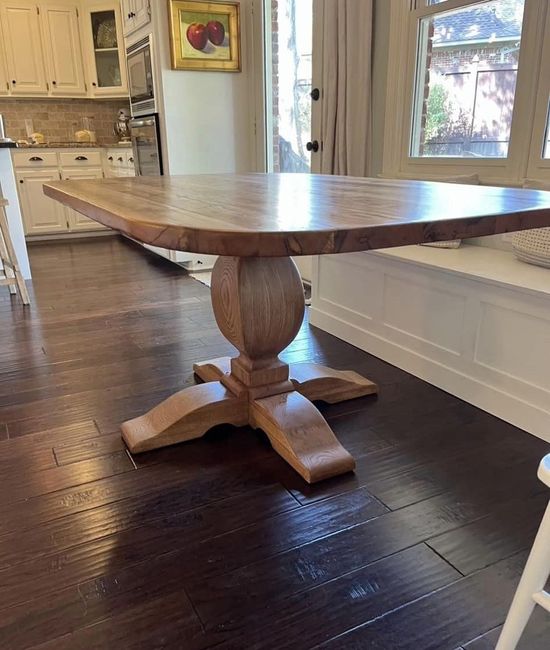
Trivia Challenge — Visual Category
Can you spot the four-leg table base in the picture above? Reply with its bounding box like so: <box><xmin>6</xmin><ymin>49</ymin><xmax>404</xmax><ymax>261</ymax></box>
<box><xmin>121</xmin><ymin>357</ymin><xmax>377</xmax><ymax>484</ymax></box>
<box><xmin>121</xmin><ymin>255</ymin><xmax>378</xmax><ymax>484</ymax></box>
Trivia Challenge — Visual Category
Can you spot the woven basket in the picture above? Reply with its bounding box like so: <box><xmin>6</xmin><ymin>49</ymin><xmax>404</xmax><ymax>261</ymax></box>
<box><xmin>513</xmin><ymin>180</ymin><xmax>550</xmax><ymax>268</ymax></box>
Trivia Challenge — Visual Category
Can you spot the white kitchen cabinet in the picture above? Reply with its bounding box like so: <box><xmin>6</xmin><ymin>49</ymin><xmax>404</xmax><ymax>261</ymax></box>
<box><xmin>40</xmin><ymin>4</ymin><xmax>87</xmax><ymax>96</ymax></box>
<box><xmin>14</xmin><ymin>148</ymin><xmax>109</xmax><ymax>236</ymax></box>
<box><xmin>82</xmin><ymin>1</ymin><xmax>128</xmax><ymax>97</ymax></box>
<box><xmin>0</xmin><ymin>24</ymin><xmax>9</xmax><ymax>95</ymax></box>
<box><xmin>121</xmin><ymin>0</ymin><xmax>149</xmax><ymax>37</ymax></box>
<box><xmin>104</xmin><ymin>147</ymin><xmax>135</xmax><ymax>177</ymax></box>
<box><xmin>16</xmin><ymin>168</ymin><xmax>67</xmax><ymax>235</ymax></box>
<box><xmin>0</xmin><ymin>2</ymin><xmax>48</xmax><ymax>95</ymax></box>
<box><xmin>61</xmin><ymin>167</ymin><xmax>106</xmax><ymax>231</ymax></box>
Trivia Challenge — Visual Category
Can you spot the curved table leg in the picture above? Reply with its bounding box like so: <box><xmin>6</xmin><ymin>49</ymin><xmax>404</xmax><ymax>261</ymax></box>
<box><xmin>194</xmin><ymin>358</ymin><xmax>378</xmax><ymax>404</ymax></box>
<box><xmin>121</xmin><ymin>381</ymin><xmax>248</xmax><ymax>453</ymax></box>
<box><xmin>250</xmin><ymin>391</ymin><xmax>355</xmax><ymax>483</ymax></box>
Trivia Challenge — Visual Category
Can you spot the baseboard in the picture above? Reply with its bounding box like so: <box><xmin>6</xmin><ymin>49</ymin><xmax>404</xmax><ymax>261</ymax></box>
<box><xmin>310</xmin><ymin>306</ymin><xmax>550</xmax><ymax>444</ymax></box>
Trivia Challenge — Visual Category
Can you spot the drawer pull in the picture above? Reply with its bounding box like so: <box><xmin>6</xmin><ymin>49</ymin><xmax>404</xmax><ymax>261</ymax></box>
<box><xmin>75</xmin><ymin>156</ymin><xmax>88</xmax><ymax>161</ymax></box>
<box><xmin>118</xmin><ymin>156</ymin><xmax>124</xmax><ymax>162</ymax></box>
<box><xmin>108</xmin><ymin>156</ymin><xmax>114</xmax><ymax>161</ymax></box>
<box><xmin>29</xmin><ymin>156</ymin><xmax>43</xmax><ymax>162</ymax></box>
<box><xmin>129</xmin><ymin>157</ymin><xmax>134</xmax><ymax>163</ymax></box>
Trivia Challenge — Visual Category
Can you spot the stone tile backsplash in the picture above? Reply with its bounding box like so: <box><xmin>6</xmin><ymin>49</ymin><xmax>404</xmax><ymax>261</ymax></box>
<box><xmin>0</xmin><ymin>98</ymin><xmax>130</xmax><ymax>144</ymax></box>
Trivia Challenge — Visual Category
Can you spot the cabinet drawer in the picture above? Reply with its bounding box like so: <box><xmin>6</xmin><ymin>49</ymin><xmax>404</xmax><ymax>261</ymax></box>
<box><xmin>59</xmin><ymin>151</ymin><xmax>102</xmax><ymax>167</ymax></box>
<box><xmin>13</xmin><ymin>151</ymin><xmax>58</xmax><ymax>168</ymax></box>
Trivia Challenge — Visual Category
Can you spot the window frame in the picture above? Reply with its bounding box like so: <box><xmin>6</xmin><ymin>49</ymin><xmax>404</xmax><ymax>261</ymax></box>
<box><xmin>382</xmin><ymin>0</ymin><xmax>549</xmax><ymax>185</ymax></box>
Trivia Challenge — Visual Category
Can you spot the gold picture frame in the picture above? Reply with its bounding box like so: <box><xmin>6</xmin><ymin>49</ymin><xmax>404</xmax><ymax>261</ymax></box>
<box><xmin>168</xmin><ymin>1</ymin><xmax>241</xmax><ymax>72</ymax></box>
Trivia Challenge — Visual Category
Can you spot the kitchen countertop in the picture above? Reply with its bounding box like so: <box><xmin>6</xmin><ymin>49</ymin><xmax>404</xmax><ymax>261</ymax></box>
<box><xmin>13</xmin><ymin>142</ymin><xmax>132</xmax><ymax>149</ymax></box>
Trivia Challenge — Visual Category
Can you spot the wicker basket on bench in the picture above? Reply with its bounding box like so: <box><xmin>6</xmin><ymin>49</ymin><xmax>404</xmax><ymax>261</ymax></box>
<box><xmin>513</xmin><ymin>180</ymin><xmax>550</xmax><ymax>269</ymax></box>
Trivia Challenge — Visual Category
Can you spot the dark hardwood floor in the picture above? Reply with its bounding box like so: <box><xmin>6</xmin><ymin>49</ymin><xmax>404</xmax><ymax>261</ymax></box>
<box><xmin>1</xmin><ymin>236</ymin><xmax>549</xmax><ymax>649</ymax></box>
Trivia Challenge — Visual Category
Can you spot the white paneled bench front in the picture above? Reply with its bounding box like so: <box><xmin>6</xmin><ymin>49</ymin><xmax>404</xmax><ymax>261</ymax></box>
<box><xmin>310</xmin><ymin>244</ymin><xmax>550</xmax><ymax>442</ymax></box>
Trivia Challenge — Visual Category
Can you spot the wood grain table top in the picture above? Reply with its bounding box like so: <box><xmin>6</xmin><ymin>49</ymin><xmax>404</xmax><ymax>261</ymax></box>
<box><xmin>43</xmin><ymin>173</ymin><xmax>550</xmax><ymax>257</ymax></box>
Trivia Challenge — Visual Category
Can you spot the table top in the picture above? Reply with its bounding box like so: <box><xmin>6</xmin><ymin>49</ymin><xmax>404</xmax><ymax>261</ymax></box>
<box><xmin>43</xmin><ymin>174</ymin><xmax>550</xmax><ymax>257</ymax></box>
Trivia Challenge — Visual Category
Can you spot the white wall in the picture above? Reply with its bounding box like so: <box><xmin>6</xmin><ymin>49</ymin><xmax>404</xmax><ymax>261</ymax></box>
<box><xmin>152</xmin><ymin>0</ymin><xmax>259</xmax><ymax>175</ymax></box>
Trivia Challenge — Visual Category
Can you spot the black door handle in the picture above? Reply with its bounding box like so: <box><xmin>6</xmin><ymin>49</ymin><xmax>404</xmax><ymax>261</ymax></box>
<box><xmin>306</xmin><ymin>141</ymin><xmax>319</xmax><ymax>153</ymax></box>
<box><xmin>29</xmin><ymin>156</ymin><xmax>44</xmax><ymax>161</ymax></box>
<box><xmin>310</xmin><ymin>88</ymin><xmax>320</xmax><ymax>101</ymax></box>
<box><xmin>75</xmin><ymin>156</ymin><xmax>88</xmax><ymax>161</ymax></box>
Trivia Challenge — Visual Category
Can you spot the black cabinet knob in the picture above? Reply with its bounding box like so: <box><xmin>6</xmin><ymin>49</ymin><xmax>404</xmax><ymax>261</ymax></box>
<box><xmin>75</xmin><ymin>156</ymin><xmax>88</xmax><ymax>161</ymax></box>
<box><xmin>52</xmin><ymin>80</ymin><xmax>57</xmax><ymax>85</ymax></box>
<box><xmin>92</xmin><ymin>82</ymin><xmax>97</xmax><ymax>87</ymax></box>
<box><xmin>11</xmin><ymin>80</ymin><xmax>16</xmax><ymax>84</ymax></box>
<box><xmin>310</xmin><ymin>88</ymin><xmax>320</xmax><ymax>101</ymax></box>
<box><xmin>29</xmin><ymin>156</ymin><xmax>44</xmax><ymax>162</ymax></box>
<box><xmin>118</xmin><ymin>156</ymin><xmax>124</xmax><ymax>162</ymax></box>
<box><xmin>306</xmin><ymin>140</ymin><xmax>319</xmax><ymax>153</ymax></box>
<box><xmin>108</xmin><ymin>156</ymin><xmax>113</xmax><ymax>161</ymax></box>
<box><xmin>19</xmin><ymin>179</ymin><xmax>24</xmax><ymax>184</ymax></box>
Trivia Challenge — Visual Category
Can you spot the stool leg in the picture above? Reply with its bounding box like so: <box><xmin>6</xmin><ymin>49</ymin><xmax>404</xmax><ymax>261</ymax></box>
<box><xmin>0</xmin><ymin>218</ymin><xmax>16</xmax><ymax>295</ymax></box>
<box><xmin>496</xmin><ymin>501</ymin><xmax>550</xmax><ymax>650</ymax></box>
<box><xmin>0</xmin><ymin>206</ymin><xmax>29</xmax><ymax>305</ymax></box>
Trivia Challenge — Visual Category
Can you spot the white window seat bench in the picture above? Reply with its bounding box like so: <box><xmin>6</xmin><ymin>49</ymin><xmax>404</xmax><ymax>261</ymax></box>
<box><xmin>310</xmin><ymin>243</ymin><xmax>550</xmax><ymax>442</ymax></box>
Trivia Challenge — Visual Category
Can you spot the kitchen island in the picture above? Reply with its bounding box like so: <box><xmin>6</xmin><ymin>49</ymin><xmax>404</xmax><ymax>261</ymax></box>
<box><xmin>0</xmin><ymin>143</ymin><xmax>30</xmax><ymax>279</ymax></box>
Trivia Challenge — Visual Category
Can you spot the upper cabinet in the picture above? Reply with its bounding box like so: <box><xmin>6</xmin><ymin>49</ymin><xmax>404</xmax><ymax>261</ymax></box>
<box><xmin>121</xmin><ymin>0</ymin><xmax>150</xmax><ymax>37</ymax></box>
<box><xmin>0</xmin><ymin>2</ymin><xmax>48</xmax><ymax>94</ymax></box>
<box><xmin>40</xmin><ymin>4</ymin><xmax>87</xmax><ymax>96</ymax></box>
<box><xmin>0</xmin><ymin>0</ymin><xmax>128</xmax><ymax>98</ymax></box>
<box><xmin>82</xmin><ymin>2</ymin><xmax>128</xmax><ymax>97</ymax></box>
<box><xmin>0</xmin><ymin>22</ymin><xmax>9</xmax><ymax>95</ymax></box>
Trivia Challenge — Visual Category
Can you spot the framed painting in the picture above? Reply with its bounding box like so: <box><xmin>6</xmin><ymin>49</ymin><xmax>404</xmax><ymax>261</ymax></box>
<box><xmin>168</xmin><ymin>1</ymin><xmax>241</xmax><ymax>72</ymax></box>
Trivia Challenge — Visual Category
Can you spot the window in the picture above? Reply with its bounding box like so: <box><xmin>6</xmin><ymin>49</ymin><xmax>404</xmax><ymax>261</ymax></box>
<box><xmin>412</xmin><ymin>0</ymin><xmax>525</xmax><ymax>158</ymax></box>
<box><xmin>383</xmin><ymin>0</ymin><xmax>550</xmax><ymax>184</ymax></box>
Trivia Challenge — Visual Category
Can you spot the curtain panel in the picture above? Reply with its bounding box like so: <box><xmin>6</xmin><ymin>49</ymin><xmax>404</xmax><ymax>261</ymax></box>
<box><xmin>319</xmin><ymin>0</ymin><xmax>374</xmax><ymax>177</ymax></box>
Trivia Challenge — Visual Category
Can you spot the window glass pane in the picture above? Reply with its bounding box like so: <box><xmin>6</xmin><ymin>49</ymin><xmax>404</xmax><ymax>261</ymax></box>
<box><xmin>265</xmin><ymin>0</ymin><xmax>313</xmax><ymax>173</ymax></box>
<box><xmin>411</xmin><ymin>0</ymin><xmax>525</xmax><ymax>158</ymax></box>
<box><xmin>544</xmin><ymin>104</ymin><xmax>550</xmax><ymax>158</ymax></box>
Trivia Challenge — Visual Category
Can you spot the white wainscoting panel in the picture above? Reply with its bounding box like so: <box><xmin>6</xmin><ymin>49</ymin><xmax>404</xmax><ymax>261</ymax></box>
<box><xmin>310</xmin><ymin>246</ymin><xmax>550</xmax><ymax>442</ymax></box>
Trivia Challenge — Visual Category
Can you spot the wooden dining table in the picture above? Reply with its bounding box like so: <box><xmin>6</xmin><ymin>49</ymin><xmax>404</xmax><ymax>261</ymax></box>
<box><xmin>44</xmin><ymin>173</ymin><xmax>550</xmax><ymax>483</ymax></box>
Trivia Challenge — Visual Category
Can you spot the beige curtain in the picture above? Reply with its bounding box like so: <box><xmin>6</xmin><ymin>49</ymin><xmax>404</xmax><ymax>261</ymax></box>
<box><xmin>319</xmin><ymin>0</ymin><xmax>374</xmax><ymax>177</ymax></box>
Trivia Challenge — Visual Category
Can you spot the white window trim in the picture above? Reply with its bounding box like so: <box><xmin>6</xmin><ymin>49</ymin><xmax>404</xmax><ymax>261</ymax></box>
<box><xmin>382</xmin><ymin>0</ymin><xmax>550</xmax><ymax>185</ymax></box>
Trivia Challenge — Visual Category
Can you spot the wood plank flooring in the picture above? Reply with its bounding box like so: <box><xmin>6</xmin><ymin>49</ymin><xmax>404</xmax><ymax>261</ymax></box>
<box><xmin>0</xmin><ymin>236</ymin><xmax>549</xmax><ymax>649</ymax></box>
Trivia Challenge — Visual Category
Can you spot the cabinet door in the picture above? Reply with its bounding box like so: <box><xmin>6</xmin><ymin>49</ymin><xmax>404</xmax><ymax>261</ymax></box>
<box><xmin>83</xmin><ymin>3</ymin><xmax>128</xmax><ymax>97</ymax></box>
<box><xmin>16</xmin><ymin>169</ymin><xmax>67</xmax><ymax>235</ymax></box>
<box><xmin>1</xmin><ymin>2</ymin><xmax>48</xmax><ymax>95</ymax></box>
<box><xmin>61</xmin><ymin>168</ymin><xmax>107</xmax><ymax>231</ymax></box>
<box><xmin>131</xmin><ymin>0</ymin><xmax>150</xmax><ymax>33</ymax></box>
<box><xmin>41</xmin><ymin>5</ymin><xmax>86</xmax><ymax>96</ymax></box>
<box><xmin>0</xmin><ymin>23</ymin><xmax>9</xmax><ymax>96</ymax></box>
<box><xmin>121</xmin><ymin>0</ymin><xmax>133</xmax><ymax>35</ymax></box>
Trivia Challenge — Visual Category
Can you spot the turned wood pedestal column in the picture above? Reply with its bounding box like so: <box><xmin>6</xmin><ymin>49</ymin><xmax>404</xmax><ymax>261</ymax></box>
<box><xmin>121</xmin><ymin>256</ymin><xmax>377</xmax><ymax>483</ymax></box>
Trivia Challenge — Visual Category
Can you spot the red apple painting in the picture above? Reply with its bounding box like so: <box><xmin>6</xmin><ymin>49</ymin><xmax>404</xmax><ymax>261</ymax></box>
<box><xmin>170</xmin><ymin>1</ymin><xmax>241</xmax><ymax>72</ymax></box>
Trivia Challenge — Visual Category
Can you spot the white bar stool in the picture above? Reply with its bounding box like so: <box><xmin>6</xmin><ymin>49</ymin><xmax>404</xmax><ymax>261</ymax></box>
<box><xmin>496</xmin><ymin>454</ymin><xmax>550</xmax><ymax>649</ymax></box>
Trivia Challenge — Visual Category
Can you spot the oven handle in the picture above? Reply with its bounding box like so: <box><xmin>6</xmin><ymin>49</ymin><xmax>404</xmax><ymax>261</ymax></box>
<box><xmin>130</xmin><ymin>118</ymin><xmax>156</xmax><ymax>128</ymax></box>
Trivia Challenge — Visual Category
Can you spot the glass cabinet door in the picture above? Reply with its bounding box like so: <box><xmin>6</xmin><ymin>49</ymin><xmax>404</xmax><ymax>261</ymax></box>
<box><xmin>88</xmin><ymin>6</ymin><xmax>127</xmax><ymax>95</ymax></box>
